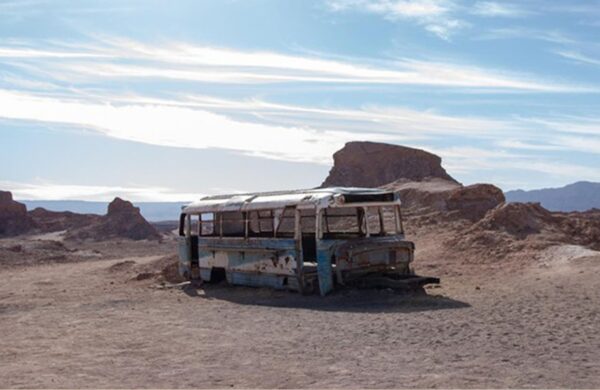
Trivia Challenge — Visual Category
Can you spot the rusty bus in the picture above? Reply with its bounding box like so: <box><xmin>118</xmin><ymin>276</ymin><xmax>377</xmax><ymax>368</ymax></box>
<box><xmin>178</xmin><ymin>187</ymin><xmax>438</xmax><ymax>295</ymax></box>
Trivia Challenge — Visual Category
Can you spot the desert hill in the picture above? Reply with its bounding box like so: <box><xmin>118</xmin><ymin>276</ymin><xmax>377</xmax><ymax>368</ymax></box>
<box><xmin>64</xmin><ymin>197</ymin><xmax>161</xmax><ymax>241</ymax></box>
<box><xmin>22</xmin><ymin>200</ymin><xmax>186</xmax><ymax>222</ymax></box>
<box><xmin>0</xmin><ymin>193</ymin><xmax>160</xmax><ymax>241</ymax></box>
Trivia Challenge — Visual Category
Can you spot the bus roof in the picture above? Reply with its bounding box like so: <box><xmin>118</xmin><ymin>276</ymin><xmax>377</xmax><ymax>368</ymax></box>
<box><xmin>182</xmin><ymin>187</ymin><xmax>400</xmax><ymax>214</ymax></box>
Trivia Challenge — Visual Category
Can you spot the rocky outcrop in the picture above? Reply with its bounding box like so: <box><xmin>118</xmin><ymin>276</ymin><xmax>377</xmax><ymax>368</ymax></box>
<box><xmin>0</xmin><ymin>191</ymin><xmax>35</xmax><ymax>237</ymax></box>
<box><xmin>473</xmin><ymin>202</ymin><xmax>559</xmax><ymax>238</ymax></box>
<box><xmin>28</xmin><ymin>208</ymin><xmax>102</xmax><ymax>233</ymax></box>
<box><xmin>383</xmin><ymin>178</ymin><xmax>504</xmax><ymax>221</ymax></box>
<box><xmin>383</xmin><ymin>178</ymin><xmax>461</xmax><ymax>212</ymax></box>
<box><xmin>446</xmin><ymin>184</ymin><xmax>506</xmax><ymax>221</ymax></box>
<box><xmin>462</xmin><ymin>203</ymin><xmax>600</xmax><ymax>250</ymax></box>
<box><xmin>321</xmin><ymin>141</ymin><xmax>458</xmax><ymax>188</ymax></box>
<box><xmin>560</xmin><ymin>209</ymin><xmax>600</xmax><ymax>250</ymax></box>
<box><xmin>66</xmin><ymin>198</ymin><xmax>161</xmax><ymax>241</ymax></box>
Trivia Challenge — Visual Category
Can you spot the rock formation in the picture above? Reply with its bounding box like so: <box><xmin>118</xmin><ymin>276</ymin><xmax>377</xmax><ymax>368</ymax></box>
<box><xmin>0</xmin><ymin>191</ymin><xmax>35</xmax><ymax>237</ymax></box>
<box><xmin>382</xmin><ymin>178</ymin><xmax>462</xmax><ymax>212</ymax></box>
<box><xmin>446</xmin><ymin>184</ymin><xmax>506</xmax><ymax>221</ymax></box>
<box><xmin>321</xmin><ymin>141</ymin><xmax>458</xmax><ymax>188</ymax></box>
<box><xmin>472</xmin><ymin>202</ymin><xmax>559</xmax><ymax>238</ymax></box>
<box><xmin>383</xmin><ymin>179</ymin><xmax>505</xmax><ymax>221</ymax></box>
<box><xmin>65</xmin><ymin>197</ymin><xmax>161</xmax><ymax>241</ymax></box>
<box><xmin>29</xmin><ymin>208</ymin><xmax>102</xmax><ymax>233</ymax></box>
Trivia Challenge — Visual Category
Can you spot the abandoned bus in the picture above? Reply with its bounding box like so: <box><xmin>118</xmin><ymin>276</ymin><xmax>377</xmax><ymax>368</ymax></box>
<box><xmin>178</xmin><ymin>187</ymin><xmax>438</xmax><ymax>295</ymax></box>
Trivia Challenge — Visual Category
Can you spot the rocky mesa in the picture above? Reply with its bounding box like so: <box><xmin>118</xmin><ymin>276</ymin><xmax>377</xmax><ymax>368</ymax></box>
<box><xmin>65</xmin><ymin>197</ymin><xmax>161</xmax><ymax>241</ymax></box>
<box><xmin>321</xmin><ymin>141</ymin><xmax>458</xmax><ymax>188</ymax></box>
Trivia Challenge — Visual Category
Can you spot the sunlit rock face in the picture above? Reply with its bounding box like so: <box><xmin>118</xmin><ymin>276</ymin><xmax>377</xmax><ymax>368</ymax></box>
<box><xmin>0</xmin><ymin>191</ymin><xmax>35</xmax><ymax>237</ymax></box>
<box><xmin>65</xmin><ymin>197</ymin><xmax>161</xmax><ymax>241</ymax></box>
<box><xmin>321</xmin><ymin>141</ymin><xmax>458</xmax><ymax>188</ymax></box>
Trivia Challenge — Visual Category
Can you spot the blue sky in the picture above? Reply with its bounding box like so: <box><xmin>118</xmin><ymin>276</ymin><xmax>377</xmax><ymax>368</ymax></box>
<box><xmin>1</xmin><ymin>0</ymin><xmax>599</xmax><ymax>201</ymax></box>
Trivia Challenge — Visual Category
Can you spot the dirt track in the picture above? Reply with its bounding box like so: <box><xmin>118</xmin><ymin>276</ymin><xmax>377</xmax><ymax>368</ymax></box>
<box><xmin>1</xmin><ymin>240</ymin><xmax>599</xmax><ymax>388</ymax></box>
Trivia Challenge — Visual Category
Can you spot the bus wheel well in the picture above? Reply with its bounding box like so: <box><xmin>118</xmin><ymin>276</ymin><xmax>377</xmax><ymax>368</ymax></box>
<box><xmin>209</xmin><ymin>267</ymin><xmax>227</xmax><ymax>283</ymax></box>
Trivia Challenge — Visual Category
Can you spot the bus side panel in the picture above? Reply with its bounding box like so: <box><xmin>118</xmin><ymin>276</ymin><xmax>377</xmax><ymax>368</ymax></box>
<box><xmin>316</xmin><ymin>240</ymin><xmax>337</xmax><ymax>296</ymax></box>
<box><xmin>198</xmin><ymin>249</ymin><xmax>228</xmax><ymax>281</ymax></box>
<box><xmin>227</xmin><ymin>272</ymin><xmax>299</xmax><ymax>290</ymax></box>
<box><xmin>197</xmin><ymin>238</ymin><xmax>298</xmax><ymax>289</ymax></box>
<box><xmin>177</xmin><ymin>236</ymin><xmax>192</xmax><ymax>279</ymax></box>
<box><xmin>227</xmin><ymin>250</ymin><xmax>297</xmax><ymax>276</ymax></box>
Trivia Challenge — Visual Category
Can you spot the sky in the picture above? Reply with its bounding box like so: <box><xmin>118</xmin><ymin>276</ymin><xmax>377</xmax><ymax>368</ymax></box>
<box><xmin>1</xmin><ymin>0</ymin><xmax>599</xmax><ymax>201</ymax></box>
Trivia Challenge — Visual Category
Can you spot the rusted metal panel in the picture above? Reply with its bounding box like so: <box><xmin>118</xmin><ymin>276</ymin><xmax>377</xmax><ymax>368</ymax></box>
<box><xmin>316</xmin><ymin>239</ymin><xmax>337</xmax><ymax>296</ymax></box>
<box><xmin>334</xmin><ymin>237</ymin><xmax>414</xmax><ymax>283</ymax></box>
<box><xmin>227</xmin><ymin>271</ymin><xmax>299</xmax><ymax>290</ymax></box>
<box><xmin>195</xmin><ymin>237</ymin><xmax>299</xmax><ymax>288</ymax></box>
<box><xmin>177</xmin><ymin>236</ymin><xmax>192</xmax><ymax>279</ymax></box>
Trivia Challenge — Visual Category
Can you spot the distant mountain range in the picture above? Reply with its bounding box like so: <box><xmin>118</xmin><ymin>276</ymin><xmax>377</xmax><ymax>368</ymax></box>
<box><xmin>505</xmin><ymin>181</ymin><xmax>600</xmax><ymax>212</ymax></box>
<box><xmin>21</xmin><ymin>200</ymin><xmax>187</xmax><ymax>222</ymax></box>
<box><xmin>18</xmin><ymin>181</ymin><xmax>600</xmax><ymax>220</ymax></box>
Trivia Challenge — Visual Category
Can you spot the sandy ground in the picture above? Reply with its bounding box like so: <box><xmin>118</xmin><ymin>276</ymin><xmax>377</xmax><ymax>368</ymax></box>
<box><xmin>1</xmin><ymin>236</ymin><xmax>600</xmax><ymax>388</ymax></box>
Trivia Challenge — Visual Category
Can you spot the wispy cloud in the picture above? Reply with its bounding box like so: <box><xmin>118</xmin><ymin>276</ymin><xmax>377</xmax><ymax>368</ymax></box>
<box><xmin>0</xmin><ymin>89</ymin><xmax>395</xmax><ymax>165</ymax></box>
<box><xmin>505</xmin><ymin>116</ymin><xmax>600</xmax><ymax>155</ymax></box>
<box><xmin>1</xmin><ymin>180</ymin><xmax>200</xmax><ymax>202</ymax></box>
<box><xmin>325</xmin><ymin>0</ymin><xmax>465</xmax><ymax>39</ymax></box>
<box><xmin>0</xmin><ymin>38</ymin><xmax>590</xmax><ymax>92</ymax></box>
<box><xmin>521</xmin><ymin>116</ymin><xmax>600</xmax><ymax>136</ymax></box>
<box><xmin>327</xmin><ymin>0</ymin><xmax>452</xmax><ymax>16</ymax></box>
<box><xmin>0</xmin><ymin>47</ymin><xmax>110</xmax><ymax>59</ymax></box>
<box><xmin>555</xmin><ymin>50</ymin><xmax>600</xmax><ymax>66</ymax></box>
<box><xmin>476</xmin><ymin>28</ymin><xmax>575</xmax><ymax>44</ymax></box>
<box><xmin>471</xmin><ymin>2</ymin><xmax>530</xmax><ymax>17</ymax></box>
<box><xmin>2</xmin><ymin>86</ymin><xmax>600</xmax><ymax>189</ymax></box>
<box><xmin>495</xmin><ymin>139</ymin><xmax>565</xmax><ymax>151</ymax></box>
<box><xmin>543</xmin><ymin>3</ymin><xmax>600</xmax><ymax>15</ymax></box>
<box><xmin>0</xmin><ymin>88</ymin><xmax>521</xmax><ymax>165</ymax></box>
<box><xmin>430</xmin><ymin>145</ymin><xmax>600</xmax><ymax>183</ymax></box>
<box><xmin>176</xmin><ymin>94</ymin><xmax>516</xmax><ymax>137</ymax></box>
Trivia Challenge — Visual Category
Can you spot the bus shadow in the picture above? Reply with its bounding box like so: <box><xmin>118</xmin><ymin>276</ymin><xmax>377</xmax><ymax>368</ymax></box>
<box><xmin>182</xmin><ymin>283</ymin><xmax>470</xmax><ymax>313</ymax></box>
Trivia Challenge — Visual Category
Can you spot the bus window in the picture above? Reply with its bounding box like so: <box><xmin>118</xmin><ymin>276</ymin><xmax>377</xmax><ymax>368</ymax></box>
<box><xmin>216</xmin><ymin>211</ymin><xmax>245</xmax><ymax>237</ymax></box>
<box><xmin>275</xmin><ymin>207</ymin><xmax>295</xmax><ymax>238</ymax></box>
<box><xmin>381</xmin><ymin>206</ymin><xmax>398</xmax><ymax>234</ymax></box>
<box><xmin>300</xmin><ymin>209</ymin><xmax>316</xmax><ymax>233</ymax></box>
<box><xmin>248</xmin><ymin>210</ymin><xmax>274</xmax><ymax>237</ymax></box>
<box><xmin>322</xmin><ymin>207</ymin><xmax>362</xmax><ymax>237</ymax></box>
<box><xmin>258</xmin><ymin>210</ymin><xmax>274</xmax><ymax>233</ymax></box>
<box><xmin>366</xmin><ymin>207</ymin><xmax>382</xmax><ymax>236</ymax></box>
<box><xmin>200</xmin><ymin>213</ymin><xmax>215</xmax><ymax>236</ymax></box>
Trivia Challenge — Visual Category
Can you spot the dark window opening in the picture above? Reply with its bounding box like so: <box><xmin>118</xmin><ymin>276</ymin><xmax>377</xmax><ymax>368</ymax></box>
<box><xmin>322</xmin><ymin>207</ymin><xmax>365</xmax><ymax>239</ymax></box>
<box><xmin>343</xmin><ymin>193</ymin><xmax>395</xmax><ymax>203</ymax></box>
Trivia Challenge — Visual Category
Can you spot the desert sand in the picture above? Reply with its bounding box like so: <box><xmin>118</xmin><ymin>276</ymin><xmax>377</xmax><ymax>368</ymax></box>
<box><xmin>1</xmin><ymin>233</ymin><xmax>599</xmax><ymax>389</ymax></box>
